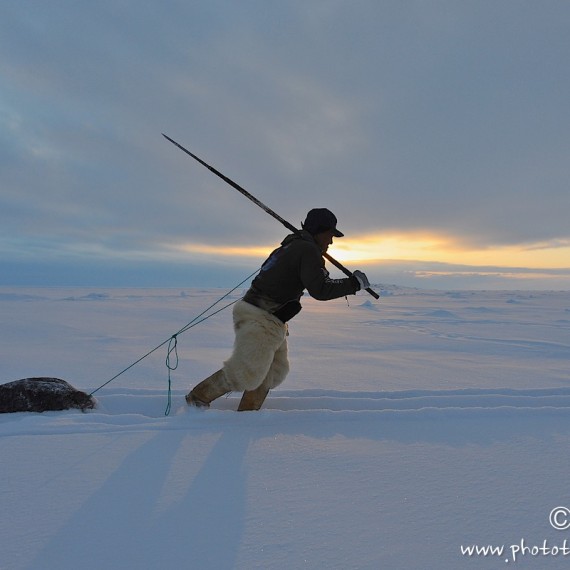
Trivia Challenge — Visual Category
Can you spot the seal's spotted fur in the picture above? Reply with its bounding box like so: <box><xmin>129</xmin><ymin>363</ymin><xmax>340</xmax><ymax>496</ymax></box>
<box><xmin>0</xmin><ymin>378</ymin><xmax>95</xmax><ymax>413</ymax></box>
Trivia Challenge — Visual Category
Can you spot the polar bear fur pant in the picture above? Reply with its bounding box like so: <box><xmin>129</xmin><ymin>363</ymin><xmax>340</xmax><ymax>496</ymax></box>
<box><xmin>222</xmin><ymin>300</ymin><xmax>290</xmax><ymax>392</ymax></box>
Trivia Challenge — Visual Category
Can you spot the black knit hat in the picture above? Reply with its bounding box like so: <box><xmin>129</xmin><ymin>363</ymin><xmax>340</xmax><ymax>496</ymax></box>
<box><xmin>302</xmin><ymin>208</ymin><xmax>344</xmax><ymax>237</ymax></box>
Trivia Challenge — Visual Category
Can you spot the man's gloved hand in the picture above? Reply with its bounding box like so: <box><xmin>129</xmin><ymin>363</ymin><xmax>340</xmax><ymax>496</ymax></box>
<box><xmin>353</xmin><ymin>270</ymin><xmax>370</xmax><ymax>290</ymax></box>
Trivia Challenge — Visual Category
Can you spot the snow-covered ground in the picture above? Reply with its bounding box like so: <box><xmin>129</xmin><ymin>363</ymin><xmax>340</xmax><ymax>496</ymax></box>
<box><xmin>1</xmin><ymin>286</ymin><xmax>570</xmax><ymax>569</ymax></box>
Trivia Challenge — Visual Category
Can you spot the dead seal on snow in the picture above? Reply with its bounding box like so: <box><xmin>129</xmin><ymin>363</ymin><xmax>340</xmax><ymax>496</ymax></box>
<box><xmin>0</xmin><ymin>377</ymin><xmax>95</xmax><ymax>413</ymax></box>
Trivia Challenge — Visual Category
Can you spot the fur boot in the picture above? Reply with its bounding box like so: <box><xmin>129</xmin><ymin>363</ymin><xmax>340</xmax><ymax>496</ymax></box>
<box><xmin>186</xmin><ymin>369</ymin><xmax>230</xmax><ymax>408</ymax></box>
<box><xmin>238</xmin><ymin>384</ymin><xmax>270</xmax><ymax>412</ymax></box>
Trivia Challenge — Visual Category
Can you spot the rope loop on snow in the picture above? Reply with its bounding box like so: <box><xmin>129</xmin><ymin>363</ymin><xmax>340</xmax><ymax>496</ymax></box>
<box><xmin>164</xmin><ymin>334</ymin><xmax>179</xmax><ymax>416</ymax></box>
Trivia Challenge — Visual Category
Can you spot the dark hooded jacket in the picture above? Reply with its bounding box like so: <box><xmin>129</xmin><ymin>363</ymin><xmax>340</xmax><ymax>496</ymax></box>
<box><xmin>243</xmin><ymin>230</ymin><xmax>360</xmax><ymax>322</ymax></box>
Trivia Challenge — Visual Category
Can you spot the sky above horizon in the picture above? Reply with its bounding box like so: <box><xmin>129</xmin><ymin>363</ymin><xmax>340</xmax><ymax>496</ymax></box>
<box><xmin>2</xmin><ymin>1</ymin><xmax>569</xmax><ymax>290</ymax></box>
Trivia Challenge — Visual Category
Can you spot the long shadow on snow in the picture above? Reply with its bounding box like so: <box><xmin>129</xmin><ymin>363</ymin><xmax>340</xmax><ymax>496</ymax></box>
<box><xmin>30</xmin><ymin>429</ymin><xmax>248</xmax><ymax>570</ymax></box>
<box><xmin>23</xmin><ymin>388</ymin><xmax>570</xmax><ymax>569</ymax></box>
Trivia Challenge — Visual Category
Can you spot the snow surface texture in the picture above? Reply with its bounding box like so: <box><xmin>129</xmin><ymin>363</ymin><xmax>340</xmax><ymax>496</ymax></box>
<box><xmin>1</xmin><ymin>286</ymin><xmax>570</xmax><ymax>569</ymax></box>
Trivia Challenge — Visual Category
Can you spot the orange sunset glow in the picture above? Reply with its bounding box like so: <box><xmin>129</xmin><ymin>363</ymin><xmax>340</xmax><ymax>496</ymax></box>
<box><xmin>172</xmin><ymin>233</ymin><xmax>570</xmax><ymax>271</ymax></box>
<box><xmin>328</xmin><ymin>234</ymin><xmax>570</xmax><ymax>269</ymax></box>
